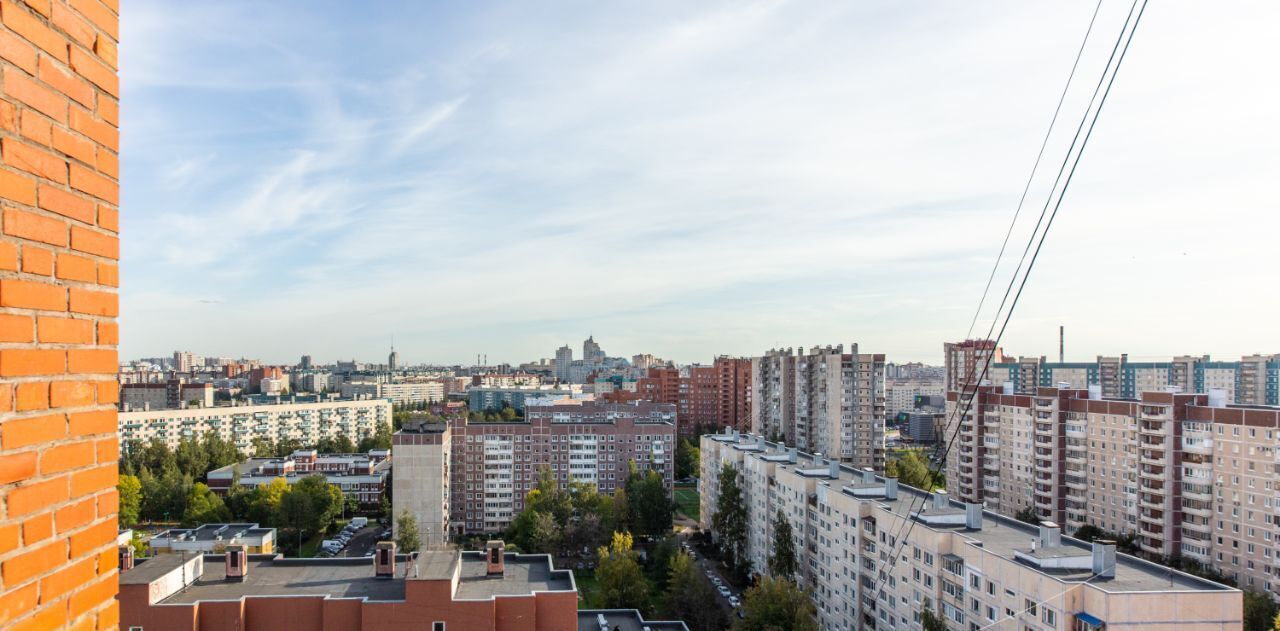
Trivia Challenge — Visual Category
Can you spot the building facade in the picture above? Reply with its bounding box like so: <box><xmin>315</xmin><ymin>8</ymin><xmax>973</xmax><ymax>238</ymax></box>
<box><xmin>446</xmin><ymin>400</ymin><xmax>676</xmax><ymax>533</ymax></box>
<box><xmin>621</xmin><ymin>357</ymin><xmax>752</xmax><ymax>437</ymax></box>
<box><xmin>700</xmin><ymin>431</ymin><xmax>1241</xmax><ymax>631</ymax></box>
<box><xmin>750</xmin><ymin>345</ymin><xmax>886</xmax><ymax>471</ymax></box>
<box><xmin>946</xmin><ymin>384</ymin><xmax>1280</xmax><ymax>597</ymax></box>
<box><xmin>118</xmin><ymin>397</ymin><xmax>392</xmax><ymax>453</ymax></box>
<box><xmin>0</xmin><ymin>2</ymin><xmax>122</xmax><ymax>629</ymax></box>
<box><xmin>148</xmin><ymin>523</ymin><xmax>276</xmax><ymax>554</ymax></box>
<box><xmin>391</xmin><ymin>419</ymin><xmax>451</xmax><ymax>548</ymax></box>
<box><xmin>206</xmin><ymin>450</ymin><xmax>391</xmax><ymax>506</ymax></box>
<box><xmin>341</xmin><ymin>379</ymin><xmax>444</xmax><ymax>405</ymax></box>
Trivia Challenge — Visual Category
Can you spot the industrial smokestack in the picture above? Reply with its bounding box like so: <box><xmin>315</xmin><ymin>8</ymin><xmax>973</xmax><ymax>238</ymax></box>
<box><xmin>1059</xmin><ymin>325</ymin><xmax>1064</xmax><ymax>363</ymax></box>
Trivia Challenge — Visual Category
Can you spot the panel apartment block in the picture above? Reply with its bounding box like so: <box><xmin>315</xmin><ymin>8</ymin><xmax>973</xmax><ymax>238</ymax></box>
<box><xmin>700</xmin><ymin>431</ymin><xmax>1241</xmax><ymax>631</ymax></box>
<box><xmin>447</xmin><ymin>400</ymin><xmax>675</xmax><ymax>533</ymax></box>
<box><xmin>750</xmin><ymin>345</ymin><xmax>886</xmax><ymax>471</ymax></box>
<box><xmin>0</xmin><ymin>1</ymin><xmax>121</xmax><ymax>629</ymax></box>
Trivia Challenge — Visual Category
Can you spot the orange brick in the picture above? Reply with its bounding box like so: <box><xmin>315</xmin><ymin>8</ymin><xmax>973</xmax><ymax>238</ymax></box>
<box><xmin>68</xmin><ymin>574</ymin><xmax>116</xmax><ymax>619</ymax></box>
<box><xmin>96</xmin><ymin>203</ymin><xmax>116</xmax><ymax>232</ymax></box>
<box><xmin>54</xmin><ymin>497</ymin><xmax>95</xmax><ymax>533</ymax></box>
<box><xmin>2</xmin><ymin>138</ymin><xmax>67</xmax><ymax>183</ymax></box>
<box><xmin>53</xmin><ymin>251</ymin><xmax>94</xmax><ymax>282</ymax></box>
<box><xmin>2</xmin><ymin>0</ymin><xmax>69</xmax><ymax>62</ymax></box>
<box><xmin>38</xmin><ymin>184</ymin><xmax>96</xmax><ymax>223</ymax></box>
<box><xmin>68</xmin><ymin>287</ymin><xmax>115</xmax><ymax>316</ymax></box>
<box><xmin>94</xmin><ymin>436</ymin><xmax>116</xmax><ymax>463</ymax></box>
<box><xmin>10</xmin><ymin>607</ymin><xmax>67</xmax><ymax>631</ymax></box>
<box><xmin>39</xmin><ymin>58</ymin><xmax>94</xmax><ymax>110</ymax></box>
<box><xmin>23</xmin><ymin>0</ymin><xmax>50</xmax><ymax>16</ymax></box>
<box><xmin>40</xmin><ymin>556</ymin><xmax>95</xmax><ymax>605</ymax></box>
<box><xmin>0</xmin><ymin>27</ymin><xmax>37</xmax><ymax>74</ymax></box>
<box><xmin>19</xmin><ymin>244</ymin><xmax>52</xmax><ymax>275</ymax></box>
<box><xmin>0</xmin><ymin>523</ymin><xmax>19</xmax><ymax>555</ymax></box>
<box><xmin>69</xmin><ymin>106</ymin><xmax>115</xmax><ymax>150</ymax></box>
<box><xmin>69</xmin><ymin>463</ymin><xmax>115</xmax><ymax>499</ymax></box>
<box><xmin>0</xmin><ymin>240</ymin><xmax>16</xmax><ymax>269</ymax></box>
<box><xmin>50</xmin><ymin>380</ymin><xmax>95</xmax><ymax>407</ymax></box>
<box><xmin>0</xmin><ymin>382</ymin><xmax>10</xmax><ymax>411</ymax></box>
<box><xmin>66</xmin><ymin>348</ymin><xmax>114</xmax><ymax>373</ymax></box>
<box><xmin>69</xmin><ymin>0</ymin><xmax>117</xmax><ymax>39</ymax></box>
<box><xmin>94</xmin><ymin>379</ymin><xmax>115</xmax><ymax>403</ymax></box>
<box><xmin>3</xmin><ymin>207</ymin><xmax>68</xmax><ymax>246</ymax></box>
<box><xmin>37</xmin><ymin>315</ymin><xmax>93</xmax><ymax>343</ymax></box>
<box><xmin>14</xmin><ymin>381</ymin><xmax>47</xmax><ymax>411</ymax></box>
<box><xmin>0</xmin><ymin>313</ymin><xmax>34</xmax><ymax>342</ymax></box>
<box><xmin>97</xmin><ymin>599</ymin><xmax>119</xmax><ymax>629</ymax></box>
<box><xmin>94</xmin><ymin>144</ymin><xmax>116</xmax><ymax>176</ymax></box>
<box><xmin>1</xmin><ymin>412</ymin><xmax>65</xmax><ymax>447</ymax></box>
<box><xmin>95</xmin><ymin>486</ymin><xmax>115</xmax><ymax>515</ymax></box>
<box><xmin>0</xmin><ymin>348</ymin><xmax>64</xmax><ymax>376</ymax></box>
<box><xmin>67</xmin><ymin>409</ymin><xmax>112</xmax><ymax>436</ymax></box>
<box><xmin>18</xmin><ymin>110</ymin><xmax>51</xmax><ymax>145</ymax></box>
<box><xmin>68</xmin><ymin>163</ymin><xmax>115</xmax><ymax>204</ymax></box>
<box><xmin>6</xmin><ymin>475</ymin><xmax>68</xmax><ymax>516</ymax></box>
<box><xmin>68</xmin><ymin>45</ymin><xmax>117</xmax><ymax>98</ymax></box>
<box><xmin>52</xmin><ymin>128</ymin><xmax>96</xmax><ymax>168</ymax></box>
<box><xmin>68</xmin><ymin>518</ymin><xmax>113</xmax><ymax>558</ymax></box>
<box><xmin>0</xmin><ymin>98</ymin><xmax>13</xmax><ymax>131</ymax></box>
<box><xmin>41</xmin><ymin>440</ymin><xmax>94</xmax><ymax>474</ymax></box>
<box><xmin>95</xmin><ymin>95</ymin><xmax>116</xmax><ymax>126</ymax></box>
<box><xmin>95</xmin><ymin>320</ymin><xmax>116</xmax><ymax>345</ymax></box>
<box><xmin>1</xmin><ymin>539</ymin><xmax>65</xmax><ymax>585</ymax></box>
<box><xmin>2</xmin><ymin>67</ymin><xmax>67</xmax><ymax>122</ymax></box>
<box><xmin>96</xmin><ymin>260</ymin><xmax>116</xmax><ymax>287</ymax></box>
<box><xmin>0</xmin><ymin>581</ymin><xmax>38</xmax><ymax>627</ymax></box>
<box><xmin>0</xmin><ymin>277</ymin><xmax>68</xmax><ymax>310</ymax></box>
<box><xmin>0</xmin><ymin>168</ymin><xmax>37</xmax><ymax>205</ymax></box>
<box><xmin>50</xmin><ymin>2</ymin><xmax>94</xmax><ymax>47</ymax></box>
<box><xmin>0</xmin><ymin>450</ymin><xmax>37</xmax><ymax>484</ymax></box>
<box><xmin>69</xmin><ymin>225</ymin><xmax>116</xmax><ymax>258</ymax></box>
<box><xmin>94</xmin><ymin>33</ymin><xmax>116</xmax><ymax>69</ymax></box>
<box><xmin>22</xmin><ymin>511</ymin><xmax>52</xmax><ymax>543</ymax></box>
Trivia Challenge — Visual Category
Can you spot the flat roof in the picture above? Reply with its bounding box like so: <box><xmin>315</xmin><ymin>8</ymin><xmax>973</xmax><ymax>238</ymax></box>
<box><xmin>578</xmin><ymin>610</ymin><xmax>689</xmax><ymax>631</ymax></box>
<box><xmin>153</xmin><ymin>523</ymin><xmax>273</xmax><ymax>542</ymax></box>
<box><xmin>711</xmin><ymin>431</ymin><xmax>1238</xmax><ymax>594</ymax></box>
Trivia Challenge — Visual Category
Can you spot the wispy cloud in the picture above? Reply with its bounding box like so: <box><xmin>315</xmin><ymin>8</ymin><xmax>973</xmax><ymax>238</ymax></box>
<box><xmin>121</xmin><ymin>0</ymin><xmax>1280</xmax><ymax>364</ymax></box>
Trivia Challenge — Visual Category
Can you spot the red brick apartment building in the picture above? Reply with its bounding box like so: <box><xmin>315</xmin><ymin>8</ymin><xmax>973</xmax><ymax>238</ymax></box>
<box><xmin>611</xmin><ymin>356</ymin><xmax>751</xmax><ymax>437</ymax></box>
<box><xmin>0</xmin><ymin>1</ymin><xmax>121</xmax><ymax>629</ymax></box>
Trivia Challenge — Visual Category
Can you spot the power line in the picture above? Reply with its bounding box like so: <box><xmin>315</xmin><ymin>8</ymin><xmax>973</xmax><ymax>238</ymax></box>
<box><xmin>872</xmin><ymin>0</ymin><xmax>1149</xmax><ymax>614</ymax></box>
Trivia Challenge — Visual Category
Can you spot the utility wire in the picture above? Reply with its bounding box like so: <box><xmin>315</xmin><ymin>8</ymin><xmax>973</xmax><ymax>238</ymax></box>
<box><xmin>872</xmin><ymin>0</ymin><xmax>1148</xmax><ymax>613</ymax></box>
<box><xmin>964</xmin><ymin>0</ymin><xmax>1105</xmax><ymax>343</ymax></box>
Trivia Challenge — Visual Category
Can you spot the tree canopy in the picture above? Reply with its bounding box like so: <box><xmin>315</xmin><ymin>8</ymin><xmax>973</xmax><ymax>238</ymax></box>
<box><xmin>396</xmin><ymin>510</ymin><xmax>421</xmax><ymax>553</ymax></box>
<box><xmin>596</xmin><ymin>531</ymin><xmax>651</xmax><ymax>614</ymax></box>
<box><xmin>712</xmin><ymin>463</ymin><xmax>748</xmax><ymax>576</ymax></box>
<box><xmin>734</xmin><ymin>576</ymin><xmax>818</xmax><ymax>631</ymax></box>
<box><xmin>768</xmin><ymin>508</ymin><xmax>798</xmax><ymax>580</ymax></box>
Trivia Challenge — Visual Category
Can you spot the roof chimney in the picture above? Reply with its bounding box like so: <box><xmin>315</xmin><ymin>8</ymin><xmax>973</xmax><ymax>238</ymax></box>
<box><xmin>375</xmin><ymin>541</ymin><xmax>396</xmax><ymax>579</ymax></box>
<box><xmin>118</xmin><ymin>545</ymin><xmax>134</xmax><ymax>572</ymax></box>
<box><xmin>1091</xmin><ymin>540</ymin><xmax>1117</xmax><ymax>578</ymax></box>
<box><xmin>861</xmin><ymin>468</ymin><xmax>875</xmax><ymax>484</ymax></box>
<box><xmin>932</xmin><ymin>491</ymin><xmax>949</xmax><ymax>510</ymax></box>
<box><xmin>828</xmin><ymin>459</ymin><xmax>839</xmax><ymax>479</ymax></box>
<box><xmin>225</xmin><ymin>544</ymin><xmax>248</xmax><ymax>582</ymax></box>
<box><xmin>1038</xmin><ymin>521</ymin><xmax>1061</xmax><ymax>549</ymax></box>
<box><xmin>485</xmin><ymin>540</ymin><xmax>506</xmax><ymax>576</ymax></box>
<box><xmin>885</xmin><ymin>478</ymin><xmax>899</xmax><ymax>499</ymax></box>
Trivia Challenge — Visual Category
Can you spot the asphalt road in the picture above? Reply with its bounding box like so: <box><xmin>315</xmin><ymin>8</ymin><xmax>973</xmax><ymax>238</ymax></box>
<box><xmin>679</xmin><ymin>533</ymin><xmax>741</xmax><ymax>617</ymax></box>
<box><xmin>334</xmin><ymin>525</ymin><xmax>387</xmax><ymax>558</ymax></box>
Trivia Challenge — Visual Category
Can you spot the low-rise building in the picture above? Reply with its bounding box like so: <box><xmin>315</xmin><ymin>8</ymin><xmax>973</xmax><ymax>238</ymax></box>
<box><xmin>700</xmin><ymin>430</ymin><xmax>1241</xmax><ymax>631</ymax></box>
<box><xmin>206</xmin><ymin>451</ymin><xmax>391</xmax><ymax>506</ymax></box>
<box><xmin>149</xmin><ymin>523</ymin><xmax>276</xmax><ymax>554</ymax></box>
<box><xmin>468</xmin><ymin>385</ymin><xmax>581</xmax><ymax>413</ymax></box>
<box><xmin>120</xmin><ymin>542</ymin><xmax>579</xmax><ymax>631</ymax></box>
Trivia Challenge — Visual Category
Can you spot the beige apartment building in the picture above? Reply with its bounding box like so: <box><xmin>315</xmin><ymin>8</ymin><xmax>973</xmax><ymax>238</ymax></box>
<box><xmin>700</xmin><ymin>430</ymin><xmax>1241</xmax><ymax>631</ymax></box>
<box><xmin>946</xmin><ymin>385</ymin><xmax>1280</xmax><ymax>597</ymax></box>
<box><xmin>750</xmin><ymin>345</ymin><xmax>886</xmax><ymax>471</ymax></box>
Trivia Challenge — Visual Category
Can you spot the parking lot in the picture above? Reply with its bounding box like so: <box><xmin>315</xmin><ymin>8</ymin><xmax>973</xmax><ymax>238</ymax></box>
<box><xmin>318</xmin><ymin>522</ymin><xmax>390</xmax><ymax>558</ymax></box>
<box><xmin>680</xmin><ymin>537</ymin><xmax>743</xmax><ymax>615</ymax></box>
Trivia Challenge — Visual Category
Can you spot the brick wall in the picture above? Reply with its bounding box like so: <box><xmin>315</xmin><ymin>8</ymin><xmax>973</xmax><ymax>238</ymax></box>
<box><xmin>0</xmin><ymin>0</ymin><xmax>119</xmax><ymax>630</ymax></box>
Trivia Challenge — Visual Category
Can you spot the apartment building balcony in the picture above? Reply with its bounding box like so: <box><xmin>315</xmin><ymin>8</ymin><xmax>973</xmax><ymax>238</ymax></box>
<box><xmin>1064</xmin><ymin>452</ymin><xmax>1086</xmax><ymax>465</ymax></box>
<box><xmin>1065</xmin><ymin>475</ymin><xmax>1086</xmax><ymax>491</ymax></box>
<box><xmin>1034</xmin><ymin>495</ymin><xmax>1054</xmax><ymax>511</ymax></box>
<box><xmin>1035</xmin><ymin>398</ymin><xmax>1054</xmax><ymax>409</ymax></box>
<box><xmin>1139</xmin><ymin>434</ymin><xmax>1167</xmax><ymax>448</ymax></box>
<box><xmin>1138</xmin><ymin>536</ymin><xmax>1165</xmax><ymax>556</ymax></box>
<box><xmin>1138</xmin><ymin>510</ymin><xmax>1165</xmax><ymax>527</ymax></box>
<box><xmin>1139</xmin><ymin>480</ymin><xmax>1165</xmax><ymax>493</ymax></box>
<box><xmin>1139</xmin><ymin>449</ymin><xmax>1166</xmax><ymax>465</ymax></box>
<box><xmin>984</xmin><ymin>498</ymin><xmax>1001</xmax><ymax>510</ymax></box>
<box><xmin>1183</xmin><ymin>439</ymin><xmax>1213</xmax><ymax>455</ymax></box>
<box><xmin>1138</xmin><ymin>494</ymin><xmax>1164</xmax><ymax>511</ymax></box>
<box><xmin>1035</xmin><ymin>421</ymin><xmax>1055</xmax><ymax>434</ymax></box>
<box><xmin>1181</xmin><ymin>527</ymin><xmax>1211</xmax><ymax>543</ymax></box>
<box><xmin>982</xmin><ymin>462</ymin><xmax>1000</xmax><ymax>476</ymax></box>
<box><xmin>1140</xmin><ymin>404</ymin><xmax>1172</xmax><ymax>419</ymax></box>
<box><xmin>1065</xmin><ymin>426</ymin><xmax>1086</xmax><ymax>439</ymax></box>
<box><xmin>1182</xmin><ymin>517</ymin><xmax>1211</xmax><ymax>534</ymax></box>
<box><xmin>1034</xmin><ymin>435</ymin><xmax>1055</xmax><ymax>446</ymax></box>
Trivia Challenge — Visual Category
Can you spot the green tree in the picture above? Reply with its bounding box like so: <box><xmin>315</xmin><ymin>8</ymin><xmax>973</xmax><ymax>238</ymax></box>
<box><xmin>921</xmin><ymin>605</ymin><xmax>947</xmax><ymax>631</ymax></box>
<box><xmin>527</xmin><ymin>511</ymin><xmax>561</xmax><ymax>554</ymax></box>
<box><xmin>1244</xmin><ymin>590</ymin><xmax>1278</xmax><ymax>631</ymax></box>
<box><xmin>1015</xmin><ymin>506</ymin><xmax>1039</xmax><ymax>524</ymax></box>
<box><xmin>596</xmin><ymin>531</ymin><xmax>651</xmax><ymax>613</ymax></box>
<box><xmin>292</xmin><ymin>474</ymin><xmax>344</xmax><ymax>534</ymax></box>
<box><xmin>276</xmin><ymin>488</ymin><xmax>314</xmax><ymax>535</ymax></box>
<box><xmin>712</xmin><ymin>463</ymin><xmax>748</xmax><ymax>572</ymax></box>
<box><xmin>734</xmin><ymin>576</ymin><xmax>818</xmax><ymax>631</ymax></box>
<box><xmin>251</xmin><ymin>438</ymin><xmax>276</xmax><ymax>458</ymax></box>
<box><xmin>647</xmin><ymin>536</ymin><xmax>679</xmax><ymax>592</ymax></box>
<box><xmin>884</xmin><ymin>458</ymin><xmax>900</xmax><ymax>480</ymax></box>
<box><xmin>675</xmin><ymin>439</ymin><xmax>700</xmax><ymax>480</ymax></box>
<box><xmin>396</xmin><ymin>509</ymin><xmax>421</xmax><ymax>552</ymax></box>
<box><xmin>358</xmin><ymin>422</ymin><xmax>393</xmax><ymax>452</ymax></box>
<box><xmin>768</xmin><ymin>509</ymin><xmax>798</xmax><ymax>579</ymax></box>
<box><xmin>117</xmin><ymin>474</ymin><xmax>142</xmax><ymax>528</ymax></box>
<box><xmin>662</xmin><ymin>550</ymin><xmax>727</xmax><ymax>631</ymax></box>
<box><xmin>627</xmin><ymin>469</ymin><xmax>673</xmax><ymax>538</ymax></box>
<box><xmin>182</xmin><ymin>483</ymin><xmax>231</xmax><ymax>526</ymax></box>
<box><xmin>564</xmin><ymin>513</ymin><xmax>606</xmax><ymax>557</ymax></box>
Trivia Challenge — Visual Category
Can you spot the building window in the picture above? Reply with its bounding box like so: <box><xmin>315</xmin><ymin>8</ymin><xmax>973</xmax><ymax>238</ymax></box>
<box><xmin>433</xmin><ymin>623</ymin><xmax>445</xmax><ymax>631</ymax></box>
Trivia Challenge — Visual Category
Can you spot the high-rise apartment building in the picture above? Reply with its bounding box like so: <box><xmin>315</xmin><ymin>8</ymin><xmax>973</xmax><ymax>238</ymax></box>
<box><xmin>443</xmin><ymin>400</ymin><xmax>675</xmax><ymax>533</ymax></box>
<box><xmin>391</xmin><ymin>419</ymin><xmax>451</xmax><ymax>547</ymax></box>
<box><xmin>749</xmin><ymin>345</ymin><xmax>886</xmax><ymax>470</ymax></box>
<box><xmin>554</xmin><ymin>344</ymin><xmax>573</xmax><ymax>382</ymax></box>
<box><xmin>583</xmin><ymin>335</ymin><xmax>603</xmax><ymax>363</ymax></box>
<box><xmin>626</xmin><ymin>356</ymin><xmax>752</xmax><ymax>436</ymax></box>
<box><xmin>946</xmin><ymin>384</ymin><xmax>1280</xmax><ymax>596</ymax></box>
<box><xmin>700</xmin><ymin>431</ymin><xmax>1240</xmax><ymax>631</ymax></box>
<box><xmin>0</xmin><ymin>3</ymin><xmax>122</xmax><ymax>629</ymax></box>
<box><xmin>943</xmin><ymin>339</ymin><xmax>1004</xmax><ymax>392</ymax></box>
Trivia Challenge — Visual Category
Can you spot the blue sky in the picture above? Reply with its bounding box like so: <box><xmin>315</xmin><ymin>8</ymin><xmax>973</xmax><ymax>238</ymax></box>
<box><xmin>120</xmin><ymin>1</ymin><xmax>1280</xmax><ymax>365</ymax></box>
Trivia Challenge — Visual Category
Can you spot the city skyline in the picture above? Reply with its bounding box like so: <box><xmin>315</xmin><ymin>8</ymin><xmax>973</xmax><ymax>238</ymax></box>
<box><xmin>121</xmin><ymin>0</ymin><xmax>1280</xmax><ymax>365</ymax></box>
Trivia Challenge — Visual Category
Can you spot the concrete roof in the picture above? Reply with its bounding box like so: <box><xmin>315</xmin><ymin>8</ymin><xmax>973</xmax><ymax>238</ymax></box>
<box><xmin>160</xmin><ymin>557</ymin><xmax>405</xmax><ymax>603</ymax></box>
<box><xmin>452</xmin><ymin>552</ymin><xmax>574</xmax><ymax>599</ymax></box>
<box><xmin>712</xmin><ymin>431</ymin><xmax>1238</xmax><ymax>594</ymax></box>
<box><xmin>121</xmin><ymin>554</ymin><xmax>194</xmax><ymax>585</ymax></box>
<box><xmin>578</xmin><ymin>610</ymin><xmax>690</xmax><ymax>631</ymax></box>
